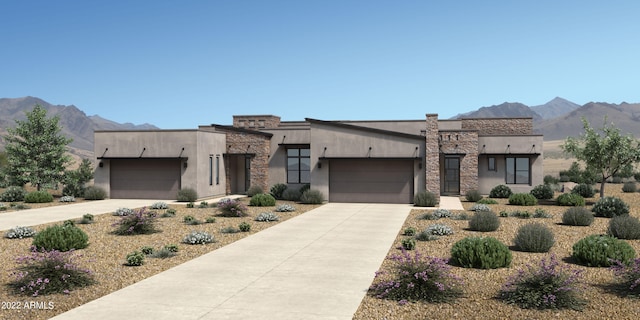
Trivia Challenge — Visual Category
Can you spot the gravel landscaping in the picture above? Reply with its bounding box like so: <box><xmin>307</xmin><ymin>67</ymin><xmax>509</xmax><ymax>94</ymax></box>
<box><xmin>0</xmin><ymin>198</ymin><xmax>320</xmax><ymax>320</ymax></box>
<box><xmin>354</xmin><ymin>184</ymin><xmax>640</xmax><ymax>320</ymax></box>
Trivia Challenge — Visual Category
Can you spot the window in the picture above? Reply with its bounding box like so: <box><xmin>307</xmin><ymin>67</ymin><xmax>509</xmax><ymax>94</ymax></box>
<box><xmin>287</xmin><ymin>148</ymin><xmax>310</xmax><ymax>183</ymax></box>
<box><xmin>506</xmin><ymin>157</ymin><xmax>530</xmax><ymax>184</ymax></box>
<box><xmin>488</xmin><ymin>157</ymin><xmax>496</xmax><ymax>171</ymax></box>
<box><xmin>215</xmin><ymin>155</ymin><xmax>220</xmax><ymax>185</ymax></box>
<box><xmin>209</xmin><ymin>156</ymin><xmax>213</xmax><ymax>186</ymax></box>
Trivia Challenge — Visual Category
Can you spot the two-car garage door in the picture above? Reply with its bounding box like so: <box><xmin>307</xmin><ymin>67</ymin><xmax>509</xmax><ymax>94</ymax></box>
<box><xmin>329</xmin><ymin>159</ymin><xmax>414</xmax><ymax>204</ymax></box>
<box><xmin>110</xmin><ymin>159</ymin><xmax>181</xmax><ymax>199</ymax></box>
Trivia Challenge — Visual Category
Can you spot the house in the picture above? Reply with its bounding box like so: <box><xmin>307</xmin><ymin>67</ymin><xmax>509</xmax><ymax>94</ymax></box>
<box><xmin>93</xmin><ymin>114</ymin><xmax>543</xmax><ymax>203</ymax></box>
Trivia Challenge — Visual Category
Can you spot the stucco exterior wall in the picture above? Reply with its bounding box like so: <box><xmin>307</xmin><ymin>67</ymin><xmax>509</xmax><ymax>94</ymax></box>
<box><xmin>341</xmin><ymin>120</ymin><xmax>425</xmax><ymax>136</ymax></box>
<box><xmin>260</xmin><ymin>128</ymin><xmax>311</xmax><ymax>189</ymax></box>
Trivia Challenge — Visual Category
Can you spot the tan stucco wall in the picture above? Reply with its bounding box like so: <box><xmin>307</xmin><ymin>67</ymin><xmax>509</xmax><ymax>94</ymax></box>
<box><xmin>341</xmin><ymin>120</ymin><xmax>425</xmax><ymax>136</ymax></box>
<box><xmin>261</xmin><ymin>128</ymin><xmax>311</xmax><ymax>189</ymax></box>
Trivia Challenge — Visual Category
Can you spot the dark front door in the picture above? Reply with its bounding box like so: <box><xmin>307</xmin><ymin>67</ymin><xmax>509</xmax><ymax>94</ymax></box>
<box><xmin>443</xmin><ymin>157</ymin><xmax>460</xmax><ymax>195</ymax></box>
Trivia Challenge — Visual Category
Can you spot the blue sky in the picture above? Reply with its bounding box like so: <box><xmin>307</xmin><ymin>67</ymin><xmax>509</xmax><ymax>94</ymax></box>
<box><xmin>2</xmin><ymin>1</ymin><xmax>640</xmax><ymax>129</ymax></box>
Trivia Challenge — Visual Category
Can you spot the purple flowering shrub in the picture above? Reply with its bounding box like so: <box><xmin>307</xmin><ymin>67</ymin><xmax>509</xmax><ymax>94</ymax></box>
<box><xmin>216</xmin><ymin>198</ymin><xmax>248</xmax><ymax>217</ymax></box>
<box><xmin>112</xmin><ymin>207</ymin><xmax>158</xmax><ymax>235</ymax></box>
<box><xmin>499</xmin><ymin>255</ymin><xmax>586</xmax><ymax>310</ymax></box>
<box><xmin>610</xmin><ymin>258</ymin><xmax>640</xmax><ymax>298</ymax></box>
<box><xmin>8</xmin><ymin>247</ymin><xmax>95</xmax><ymax>296</ymax></box>
<box><xmin>369</xmin><ymin>249</ymin><xmax>463</xmax><ymax>303</ymax></box>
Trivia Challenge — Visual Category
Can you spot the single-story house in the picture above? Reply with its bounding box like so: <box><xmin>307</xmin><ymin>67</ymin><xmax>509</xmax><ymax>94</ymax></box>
<box><xmin>93</xmin><ymin>114</ymin><xmax>543</xmax><ymax>203</ymax></box>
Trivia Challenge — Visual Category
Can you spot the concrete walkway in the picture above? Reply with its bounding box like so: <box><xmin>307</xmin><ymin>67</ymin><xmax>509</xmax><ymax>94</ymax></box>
<box><xmin>52</xmin><ymin>203</ymin><xmax>411</xmax><ymax>320</ymax></box>
<box><xmin>438</xmin><ymin>196</ymin><xmax>465</xmax><ymax>210</ymax></box>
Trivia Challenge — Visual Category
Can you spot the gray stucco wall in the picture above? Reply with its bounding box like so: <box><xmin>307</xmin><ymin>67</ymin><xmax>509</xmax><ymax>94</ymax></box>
<box><xmin>261</xmin><ymin>127</ymin><xmax>311</xmax><ymax>189</ymax></box>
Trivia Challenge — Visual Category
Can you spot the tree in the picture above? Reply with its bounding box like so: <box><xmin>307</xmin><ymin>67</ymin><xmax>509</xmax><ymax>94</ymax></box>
<box><xmin>63</xmin><ymin>158</ymin><xmax>94</xmax><ymax>197</ymax></box>
<box><xmin>562</xmin><ymin>117</ymin><xmax>640</xmax><ymax>198</ymax></box>
<box><xmin>3</xmin><ymin>105</ymin><xmax>73</xmax><ymax>190</ymax></box>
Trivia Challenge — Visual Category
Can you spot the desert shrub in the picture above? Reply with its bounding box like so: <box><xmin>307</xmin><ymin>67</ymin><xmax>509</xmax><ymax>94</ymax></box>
<box><xmin>239</xmin><ymin>222</ymin><xmax>251</xmax><ymax>232</ymax></box>
<box><xmin>544</xmin><ymin>175</ymin><xmax>560</xmax><ymax>185</ymax></box>
<box><xmin>611</xmin><ymin>176</ymin><xmax>624</xmax><ymax>184</ymax></box>
<box><xmin>561</xmin><ymin>207</ymin><xmax>594</xmax><ymax>226</ymax></box>
<box><xmin>465</xmin><ymin>190</ymin><xmax>483</xmax><ymax>202</ymax></box>
<box><xmin>509</xmin><ymin>210</ymin><xmax>531</xmax><ymax>219</ymax></box>
<box><xmin>150</xmin><ymin>202</ymin><xmax>168</xmax><ymax>209</ymax></box>
<box><xmin>5</xmin><ymin>226</ymin><xmax>37</xmax><ymax>239</ymax></box>
<box><xmin>469</xmin><ymin>203</ymin><xmax>491</xmax><ymax>212</ymax></box>
<box><xmin>83</xmin><ymin>186</ymin><xmax>106</xmax><ymax>200</ymax></box>
<box><xmin>161</xmin><ymin>211</ymin><xmax>176</xmax><ymax>218</ymax></box>
<box><xmin>450</xmin><ymin>237</ymin><xmax>512</xmax><ymax>269</ymax></box>
<box><xmin>571</xmin><ymin>183</ymin><xmax>595</xmax><ymax>198</ymax></box>
<box><xmin>24</xmin><ymin>191</ymin><xmax>54</xmax><ymax>203</ymax></box>
<box><xmin>559</xmin><ymin>175</ymin><xmax>570</xmax><ymax>182</ymax></box>
<box><xmin>249</xmin><ymin>193</ymin><xmax>276</xmax><ymax>206</ymax></box>
<box><xmin>0</xmin><ymin>203</ymin><xmax>6</xmax><ymax>211</ymax></box>
<box><xmin>13</xmin><ymin>203</ymin><xmax>30</xmax><ymax>210</ymax></box>
<box><xmin>125</xmin><ymin>251</ymin><xmax>145</xmax><ymax>266</ymax></box>
<box><xmin>270</xmin><ymin>183</ymin><xmax>288</xmax><ymax>200</ymax></box>
<box><xmin>420</xmin><ymin>212</ymin><xmax>437</xmax><ymax>220</ymax></box>
<box><xmin>592</xmin><ymin>196</ymin><xmax>629</xmax><ymax>218</ymax></box>
<box><xmin>415</xmin><ymin>231</ymin><xmax>440</xmax><ymax>241</ymax></box>
<box><xmin>299</xmin><ymin>183</ymin><xmax>311</xmax><ymax>194</ymax></box>
<box><xmin>1</xmin><ymin>186</ymin><xmax>26</xmax><ymax>202</ymax></box>
<box><xmin>221</xmin><ymin>226</ymin><xmax>240</xmax><ymax>234</ymax></box>
<box><xmin>401</xmin><ymin>238</ymin><xmax>416</xmax><ymax>250</ymax></box>
<box><xmin>32</xmin><ymin>224</ymin><xmax>89</xmax><ymax>252</ymax></box>
<box><xmin>478</xmin><ymin>198</ymin><xmax>498</xmax><ymax>204</ymax></box>
<box><xmin>7</xmin><ymin>248</ymin><xmax>95</xmax><ymax>296</ymax></box>
<box><xmin>508</xmin><ymin>193</ymin><xmax>537</xmax><ymax>206</ymax></box>
<box><xmin>369</xmin><ymin>250</ymin><xmax>463</xmax><ymax>303</ymax></box>
<box><xmin>556</xmin><ymin>193</ymin><xmax>585</xmax><ymax>206</ymax></box>
<box><xmin>59</xmin><ymin>195</ymin><xmax>75</xmax><ymax>202</ymax></box>
<box><xmin>530</xmin><ymin>184</ymin><xmax>554</xmax><ymax>200</ymax></box>
<box><xmin>635</xmin><ymin>172</ymin><xmax>640</xmax><ymax>182</ymax></box>
<box><xmin>217</xmin><ymin>198</ymin><xmax>248</xmax><ymax>217</ymax></box>
<box><xmin>622</xmin><ymin>182</ymin><xmax>637</xmax><ymax>193</ymax></box>
<box><xmin>182</xmin><ymin>215</ymin><xmax>200</xmax><ymax>225</ymax></box>
<box><xmin>176</xmin><ymin>188</ymin><xmax>198</xmax><ymax>202</ymax></box>
<box><xmin>113</xmin><ymin>207</ymin><xmax>134</xmax><ymax>216</ymax></box>
<box><xmin>451</xmin><ymin>212</ymin><xmax>470</xmax><ymax>220</ymax></box>
<box><xmin>183</xmin><ymin>231</ymin><xmax>214</xmax><ymax>245</ymax></box>
<box><xmin>572</xmin><ymin>235</ymin><xmax>636</xmax><ymax>267</ymax></box>
<box><xmin>275</xmin><ymin>204</ymin><xmax>295</xmax><ymax>212</ymax></box>
<box><xmin>247</xmin><ymin>185</ymin><xmax>263</xmax><ymax>197</ymax></box>
<box><xmin>403</xmin><ymin>227</ymin><xmax>417</xmax><ymax>236</ymax></box>
<box><xmin>607</xmin><ymin>215</ymin><xmax>640</xmax><ymax>240</ymax></box>
<box><xmin>205</xmin><ymin>216</ymin><xmax>216</xmax><ymax>223</ymax></box>
<box><xmin>78</xmin><ymin>213</ymin><xmax>94</xmax><ymax>224</ymax></box>
<box><xmin>255</xmin><ymin>212</ymin><xmax>279</xmax><ymax>222</ymax></box>
<box><xmin>164</xmin><ymin>244</ymin><xmax>179</xmax><ymax>252</ymax></box>
<box><xmin>414</xmin><ymin>191</ymin><xmax>437</xmax><ymax>207</ymax></box>
<box><xmin>282</xmin><ymin>188</ymin><xmax>302</xmax><ymax>201</ymax></box>
<box><xmin>112</xmin><ymin>208</ymin><xmax>158</xmax><ymax>235</ymax></box>
<box><xmin>425</xmin><ymin>223</ymin><xmax>454</xmax><ymax>236</ymax></box>
<box><xmin>433</xmin><ymin>208</ymin><xmax>452</xmax><ymax>218</ymax></box>
<box><xmin>141</xmin><ymin>246</ymin><xmax>154</xmax><ymax>255</ymax></box>
<box><xmin>300</xmin><ymin>189</ymin><xmax>325</xmax><ymax>204</ymax></box>
<box><xmin>149</xmin><ymin>247</ymin><xmax>177</xmax><ymax>259</ymax></box>
<box><xmin>198</xmin><ymin>201</ymin><xmax>209</xmax><ymax>208</ymax></box>
<box><xmin>499</xmin><ymin>255</ymin><xmax>586</xmax><ymax>310</ymax></box>
<box><xmin>186</xmin><ymin>202</ymin><xmax>194</xmax><ymax>208</ymax></box>
<box><xmin>533</xmin><ymin>208</ymin><xmax>553</xmax><ymax>218</ymax></box>
<box><xmin>489</xmin><ymin>185</ymin><xmax>512</xmax><ymax>198</ymax></box>
<box><xmin>610</xmin><ymin>258</ymin><xmax>640</xmax><ymax>298</ymax></box>
<box><xmin>469</xmin><ymin>211</ymin><xmax>500</xmax><ymax>232</ymax></box>
<box><xmin>514</xmin><ymin>223</ymin><xmax>555</xmax><ymax>253</ymax></box>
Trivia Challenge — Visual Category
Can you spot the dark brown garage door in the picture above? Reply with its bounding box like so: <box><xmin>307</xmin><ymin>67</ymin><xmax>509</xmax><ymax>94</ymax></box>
<box><xmin>329</xmin><ymin>159</ymin><xmax>414</xmax><ymax>203</ymax></box>
<box><xmin>110</xmin><ymin>159</ymin><xmax>181</xmax><ymax>199</ymax></box>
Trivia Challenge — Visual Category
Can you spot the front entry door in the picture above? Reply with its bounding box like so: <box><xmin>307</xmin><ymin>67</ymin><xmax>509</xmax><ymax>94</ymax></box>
<box><xmin>443</xmin><ymin>157</ymin><xmax>460</xmax><ymax>195</ymax></box>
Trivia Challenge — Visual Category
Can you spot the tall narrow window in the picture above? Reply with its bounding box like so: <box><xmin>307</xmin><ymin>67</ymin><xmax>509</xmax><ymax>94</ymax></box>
<box><xmin>488</xmin><ymin>157</ymin><xmax>496</xmax><ymax>171</ymax></box>
<box><xmin>287</xmin><ymin>148</ymin><xmax>310</xmax><ymax>183</ymax></box>
<box><xmin>506</xmin><ymin>157</ymin><xmax>530</xmax><ymax>184</ymax></box>
<box><xmin>215</xmin><ymin>155</ymin><xmax>220</xmax><ymax>185</ymax></box>
<box><xmin>208</xmin><ymin>156</ymin><xmax>213</xmax><ymax>186</ymax></box>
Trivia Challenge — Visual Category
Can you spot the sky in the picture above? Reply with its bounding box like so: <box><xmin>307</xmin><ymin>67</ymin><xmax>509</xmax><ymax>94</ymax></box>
<box><xmin>2</xmin><ymin>0</ymin><xmax>640</xmax><ymax>129</ymax></box>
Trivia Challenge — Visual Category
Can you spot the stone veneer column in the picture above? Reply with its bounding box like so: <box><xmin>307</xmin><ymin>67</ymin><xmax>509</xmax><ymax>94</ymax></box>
<box><xmin>425</xmin><ymin>114</ymin><xmax>440</xmax><ymax>197</ymax></box>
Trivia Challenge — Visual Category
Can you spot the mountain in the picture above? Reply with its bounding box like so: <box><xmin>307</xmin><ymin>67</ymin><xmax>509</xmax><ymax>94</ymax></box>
<box><xmin>531</xmin><ymin>97</ymin><xmax>581</xmax><ymax>120</ymax></box>
<box><xmin>454</xmin><ymin>102</ymin><xmax>543</xmax><ymax>121</ymax></box>
<box><xmin>0</xmin><ymin>96</ymin><xmax>158</xmax><ymax>156</ymax></box>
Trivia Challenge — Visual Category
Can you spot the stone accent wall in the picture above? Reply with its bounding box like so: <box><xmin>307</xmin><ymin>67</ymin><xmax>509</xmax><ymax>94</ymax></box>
<box><xmin>461</xmin><ymin>118</ymin><xmax>532</xmax><ymax>135</ymax></box>
<box><xmin>439</xmin><ymin>131</ymin><xmax>479</xmax><ymax>195</ymax></box>
<box><xmin>224</xmin><ymin>131</ymin><xmax>271</xmax><ymax>194</ymax></box>
<box><xmin>425</xmin><ymin>114</ymin><xmax>440</xmax><ymax>197</ymax></box>
<box><xmin>233</xmin><ymin>115</ymin><xmax>281</xmax><ymax>129</ymax></box>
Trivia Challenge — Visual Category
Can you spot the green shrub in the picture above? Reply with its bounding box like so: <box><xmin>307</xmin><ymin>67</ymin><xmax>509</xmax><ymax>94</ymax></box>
<box><xmin>403</xmin><ymin>227</ymin><xmax>417</xmax><ymax>236</ymax></box>
<box><xmin>559</xmin><ymin>175</ymin><xmax>570</xmax><ymax>182</ymax></box>
<box><xmin>182</xmin><ymin>215</ymin><xmax>200</xmax><ymax>225</ymax></box>
<box><xmin>24</xmin><ymin>191</ymin><xmax>54</xmax><ymax>203</ymax></box>
<box><xmin>465</xmin><ymin>190</ymin><xmax>483</xmax><ymax>202</ymax></box>
<box><xmin>468</xmin><ymin>211</ymin><xmax>500</xmax><ymax>232</ymax></box>
<box><xmin>161</xmin><ymin>208</ymin><xmax>176</xmax><ymax>218</ymax></box>
<box><xmin>611</xmin><ymin>176</ymin><xmax>624</xmax><ymax>184</ymax></box>
<box><xmin>300</xmin><ymin>189</ymin><xmax>325</xmax><ymax>204</ymax></box>
<box><xmin>221</xmin><ymin>226</ymin><xmax>240</xmax><ymax>234</ymax></box>
<box><xmin>414</xmin><ymin>191</ymin><xmax>438</xmax><ymax>207</ymax></box>
<box><xmin>509</xmin><ymin>210</ymin><xmax>531</xmax><ymax>219</ymax></box>
<box><xmin>164</xmin><ymin>244</ymin><xmax>179</xmax><ymax>252</ymax></box>
<box><xmin>149</xmin><ymin>247</ymin><xmax>177</xmax><ymax>259</ymax></box>
<box><xmin>282</xmin><ymin>188</ymin><xmax>302</xmax><ymax>201</ymax></box>
<box><xmin>635</xmin><ymin>172</ymin><xmax>640</xmax><ymax>182</ymax></box>
<box><xmin>401</xmin><ymin>238</ymin><xmax>416</xmax><ymax>250</ymax></box>
<box><xmin>607</xmin><ymin>215</ymin><xmax>640</xmax><ymax>240</ymax></box>
<box><xmin>530</xmin><ymin>184</ymin><xmax>554</xmax><ymax>200</ymax></box>
<box><xmin>556</xmin><ymin>193</ymin><xmax>585</xmax><ymax>206</ymax></box>
<box><xmin>622</xmin><ymin>182</ymin><xmax>637</xmax><ymax>193</ymax></box>
<box><xmin>83</xmin><ymin>186</ymin><xmax>106</xmax><ymax>200</ymax></box>
<box><xmin>216</xmin><ymin>198</ymin><xmax>248</xmax><ymax>217</ymax></box>
<box><xmin>572</xmin><ymin>235</ymin><xmax>636</xmax><ymax>267</ymax></box>
<box><xmin>247</xmin><ymin>185</ymin><xmax>263</xmax><ymax>197</ymax></box>
<box><xmin>561</xmin><ymin>207</ymin><xmax>594</xmax><ymax>226</ymax></box>
<box><xmin>415</xmin><ymin>231</ymin><xmax>440</xmax><ymax>241</ymax></box>
<box><xmin>0</xmin><ymin>186</ymin><xmax>26</xmax><ymax>202</ymax></box>
<box><xmin>299</xmin><ymin>183</ymin><xmax>311</xmax><ymax>194</ymax></box>
<box><xmin>469</xmin><ymin>203</ymin><xmax>491</xmax><ymax>212</ymax></box>
<box><xmin>186</xmin><ymin>202</ymin><xmax>194</xmax><ymax>208</ymax></box>
<box><xmin>4</xmin><ymin>226</ymin><xmax>37</xmax><ymax>239</ymax></box>
<box><xmin>176</xmin><ymin>188</ymin><xmax>198</xmax><ymax>202</ymax></box>
<box><xmin>270</xmin><ymin>183</ymin><xmax>288</xmax><ymax>200</ymax></box>
<box><xmin>513</xmin><ymin>223</ymin><xmax>555</xmax><ymax>253</ymax></box>
<box><xmin>478</xmin><ymin>198</ymin><xmax>498</xmax><ymax>204</ymax></box>
<box><xmin>450</xmin><ymin>237</ymin><xmax>512</xmax><ymax>269</ymax></box>
<box><xmin>533</xmin><ymin>208</ymin><xmax>553</xmax><ymax>218</ymax></box>
<box><xmin>78</xmin><ymin>213</ymin><xmax>94</xmax><ymax>224</ymax></box>
<box><xmin>249</xmin><ymin>193</ymin><xmax>276</xmax><ymax>206</ymax></box>
<box><xmin>239</xmin><ymin>222</ymin><xmax>251</xmax><ymax>232</ymax></box>
<box><xmin>544</xmin><ymin>175</ymin><xmax>560</xmax><ymax>185</ymax></box>
<box><xmin>112</xmin><ymin>208</ymin><xmax>158</xmax><ymax>235</ymax></box>
<box><xmin>199</xmin><ymin>201</ymin><xmax>209</xmax><ymax>208</ymax></box>
<box><xmin>592</xmin><ymin>196</ymin><xmax>629</xmax><ymax>218</ymax></box>
<box><xmin>508</xmin><ymin>193</ymin><xmax>537</xmax><ymax>206</ymax></box>
<box><xmin>125</xmin><ymin>251</ymin><xmax>145</xmax><ymax>266</ymax></box>
<box><xmin>571</xmin><ymin>183</ymin><xmax>595</xmax><ymax>198</ymax></box>
<box><xmin>205</xmin><ymin>216</ymin><xmax>216</xmax><ymax>223</ymax></box>
<box><xmin>32</xmin><ymin>224</ymin><xmax>89</xmax><ymax>252</ymax></box>
<box><xmin>141</xmin><ymin>246</ymin><xmax>154</xmax><ymax>255</ymax></box>
<box><xmin>489</xmin><ymin>185</ymin><xmax>513</xmax><ymax>198</ymax></box>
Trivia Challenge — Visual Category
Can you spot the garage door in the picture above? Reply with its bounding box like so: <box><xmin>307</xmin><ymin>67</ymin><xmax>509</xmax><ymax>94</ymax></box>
<box><xmin>329</xmin><ymin>159</ymin><xmax>414</xmax><ymax>203</ymax></box>
<box><xmin>110</xmin><ymin>159</ymin><xmax>181</xmax><ymax>199</ymax></box>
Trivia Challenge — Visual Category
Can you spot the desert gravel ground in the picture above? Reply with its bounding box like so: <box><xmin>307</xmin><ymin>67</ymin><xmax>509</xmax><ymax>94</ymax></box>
<box><xmin>0</xmin><ymin>198</ymin><xmax>320</xmax><ymax>320</ymax></box>
<box><xmin>354</xmin><ymin>184</ymin><xmax>640</xmax><ymax>320</ymax></box>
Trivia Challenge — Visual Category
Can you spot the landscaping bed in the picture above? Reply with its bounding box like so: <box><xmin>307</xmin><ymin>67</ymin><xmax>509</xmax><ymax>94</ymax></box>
<box><xmin>0</xmin><ymin>198</ymin><xmax>320</xmax><ymax>320</ymax></box>
<box><xmin>354</xmin><ymin>184</ymin><xmax>640</xmax><ymax>320</ymax></box>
